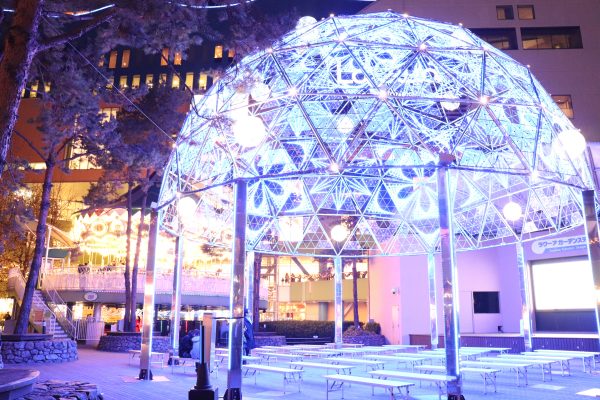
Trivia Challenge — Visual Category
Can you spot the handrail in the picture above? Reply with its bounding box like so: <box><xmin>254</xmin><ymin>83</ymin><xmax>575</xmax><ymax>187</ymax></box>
<box><xmin>7</xmin><ymin>267</ymin><xmax>57</xmax><ymax>335</ymax></box>
<box><xmin>41</xmin><ymin>285</ymin><xmax>77</xmax><ymax>339</ymax></box>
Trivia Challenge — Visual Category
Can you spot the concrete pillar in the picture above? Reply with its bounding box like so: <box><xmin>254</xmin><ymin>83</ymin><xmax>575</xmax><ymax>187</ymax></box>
<box><xmin>318</xmin><ymin>302</ymin><xmax>329</xmax><ymax>321</ymax></box>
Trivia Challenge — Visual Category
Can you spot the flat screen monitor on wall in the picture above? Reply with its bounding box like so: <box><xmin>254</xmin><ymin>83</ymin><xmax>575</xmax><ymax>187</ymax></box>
<box><xmin>473</xmin><ymin>291</ymin><xmax>500</xmax><ymax>314</ymax></box>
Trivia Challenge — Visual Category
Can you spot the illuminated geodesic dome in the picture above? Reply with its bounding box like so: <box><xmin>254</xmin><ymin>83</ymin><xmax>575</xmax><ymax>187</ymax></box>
<box><xmin>158</xmin><ymin>12</ymin><xmax>593</xmax><ymax>257</ymax></box>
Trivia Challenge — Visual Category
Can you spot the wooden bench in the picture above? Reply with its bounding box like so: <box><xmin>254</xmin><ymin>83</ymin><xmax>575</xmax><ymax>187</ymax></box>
<box><xmin>242</xmin><ymin>364</ymin><xmax>304</xmax><ymax>393</ymax></box>
<box><xmin>324</xmin><ymin>374</ymin><xmax>414</xmax><ymax>400</ymax></box>
<box><xmin>128</xmin><ymin>350</ymin><xmax>165</xmax><ymax>367</ymax></box>
<box><xmin>462</xmin><ymin>360</ymin><xmax>532</xmax><ymax>386</ymax></box>
<box><xmin>364</xmin><ymin>354</ymin><xmax>429</xmax><ymax>370</ymax></box>
<box><xmin>259</xmin><ymin>352</ymin><xmax>303</xmax><ymax>364</ymax></box>
<box><xmin>289</xmin><ymin>361</ymin><xmax>354</xmax><ymax>375</ymax></box>
<box><xmin>533</xmin><ymin>349</ymin><xmax>600</xmax><ymax>373</ymax></box>
<box><xmin>414</xmin><ymin>365</ymin><xmax>500</xmax><ymax>394</ymax></box>
<box><xmin>326</xmin><ymin>357</ymin><xmax>386</xmax><ymax>372</ymax></box>
<box><xmin>369</xmin><ymin>370</ymin><xmax>454</xmax><ymax>396</ymax></box>
<box><xmin>479</xmin><ymin>356</ymin><xmax>553</xmax><ymax>382</ymax></box>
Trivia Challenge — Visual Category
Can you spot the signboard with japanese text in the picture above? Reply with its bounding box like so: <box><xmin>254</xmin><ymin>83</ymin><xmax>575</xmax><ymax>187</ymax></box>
<box><xmin>531</xmin><ymin>235</ymin><xmax>587</xmax><ymax>255</ymax></box>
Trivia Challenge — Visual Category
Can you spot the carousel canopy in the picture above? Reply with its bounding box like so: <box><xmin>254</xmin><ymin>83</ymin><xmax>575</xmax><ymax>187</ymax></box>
<box><xmin>158</xmin><ymin>12</ymin><xmax>593</xmax><ymax>257</ymax></box>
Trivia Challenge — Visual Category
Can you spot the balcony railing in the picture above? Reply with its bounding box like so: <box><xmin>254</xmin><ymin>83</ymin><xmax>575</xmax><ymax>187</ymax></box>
<box><xmin>39</xmin><ymin>267</ymin><xmax>268</xmax><ymax>300</ymax></box>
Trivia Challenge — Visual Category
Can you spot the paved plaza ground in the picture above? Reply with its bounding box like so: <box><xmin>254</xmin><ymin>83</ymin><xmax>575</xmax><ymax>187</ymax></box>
<box><xmin>4</xmin><ymin>346</ymin><xmax>600</xmax><ymax>400</ymax></box>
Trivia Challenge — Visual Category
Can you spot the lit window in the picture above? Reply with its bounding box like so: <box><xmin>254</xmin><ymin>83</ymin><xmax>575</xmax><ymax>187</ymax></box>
<box><xmin>172</xmin><ymin>74</ymin><xmax>180</xmax><ymax>89</ymax></box>
<box><xmin>185</xmin><ymin>72</ymin><xmax>194</xmax><ymax>89</ymax></box>
<box><xmin>227</xmin><ymin>49</ymin><xmax>235</xmax><ymax>59</ymax></box>
<box><xmin>521</xmin><ymin>27</ymin><xmax>583</xmax><ymax>49</ymax></box>
<box><xmin>160</xmin><ymin>74</ymin><xmax>167</xmax><ymax>84</ymax></box>
<box><xmin>28</xmin><ymin>162</ymin><xmax>46</xmax><ymax>170</ymax></box>
<box><xmin>108</xmin><ymin>51</ymin><xmax>117</xmax><ymax>69</ymax></box>
<box><xmin>214</xmin><ymin>45</ymin><xmax>223</xmax><ymax>59</ymax></box>
<box><xmin>121</xmin><ymin>49</ymin><xmax>131</xmax><ymax>68</ymax></box>
<box><xmin>174</xmin><ymin>51</ymin><xmax>183</xmax><ymax>65</ymax></box>
<box><xmin>107</xmin><ymin>77</ymin><xmax>114</xmax><ymax>88</ymax></box>
<box><xmin>68</xmin><ymin>140</ymin><xmax>100</xmax><ymax>170</ymax></box>
<box><xmin>517</xmin><ymin>5</ymin><xmax>535</xmax><ymax>20</ymax></box>
<box><xmin>145</xmin><ymin>74</ymin><xmax>154</xmax><ymax>88</ymax></box>
<box><xmin>29</xmin><ymin>81</ymin><xmax>39</xmax><ymax>98</ymax></box>
<box><xmin>100</xmin><ymin>107</ymin><xmax>119</xmax><ymax>123</ymax></box>
<box><xmin>98</xmin><ymin>56</ymin><xmax>105</xmax><ymax>67</ymax></box>
<box><xmin>161</xmin><ymin>48</ymin><xmax>169</xmax><ymax>66</ymax></box>
<box><xmin>552</xmin><ymin>95</ymin><xmax>574</xmax><ymax>119</ymax></box>
<box><xmin>44</xmin><ymin>82</ymin><xmax>51</xmax><ymax>93</ymax></box>
<box><xmin>119</xmin><ymin>76</ymin><xmax>128</xmax><ymax>88</ymax></box>
<box><xmin>496</xmin><ymin>5</ymin><xmax>514</xmax><ymax>20</ymax></box>
<box><xmin>131</xmin><ymin>75</ymin><xmax>140</xmax><ymax>89</ymax></box>
<box><xmin>470</xmin><ymin>28</ymin><xmax>518</xmax><ymax>50</ymax></box>
<box><xmin>198</xmin><ymin>73</ymin><xmax>208</xmax><ymax>90</ymax></box>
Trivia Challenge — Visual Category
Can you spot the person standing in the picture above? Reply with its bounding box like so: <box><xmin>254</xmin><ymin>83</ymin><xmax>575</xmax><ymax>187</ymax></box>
<box><xmin>243</xmin><ymin>311</ymin><xmax>255</xmax><ymax>356</ymax></box>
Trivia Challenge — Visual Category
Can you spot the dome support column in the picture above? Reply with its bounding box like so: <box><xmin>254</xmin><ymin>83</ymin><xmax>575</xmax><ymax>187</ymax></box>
<box><xmin>225</xmin><ymin>179</ymin><xmax>248</xmax><ymax>400</ymax></box>
<box><xmin>170</xmin><ymin>235</ymin><xmax>183</xmax><ymax>355</ymax></box>
<box><xmin>334</xmin><ymin>256</ymin><xmax>343</xmax><ymax>348</ymax></box>
<box><xmin>582</xmin><ymin>190</ymin><xmax>600</xmax><ymax>348</ymax></box>
<box><xmin>427</xmin><ymin>252</ymin><xmax>439</xmax><ymax>350</ymax></box>
<box><xmin>516</xmin><ymin>242</ymin><xmax>533</xmax><ymax>352</ymax></box>
<box><xmin>437</xmin><ymin>158</ymin><xmax>463</xmax><ymax>399</ymax></box>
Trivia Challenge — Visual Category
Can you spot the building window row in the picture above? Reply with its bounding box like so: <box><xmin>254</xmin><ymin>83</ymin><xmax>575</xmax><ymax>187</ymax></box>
<box><xmin>521</xmin><ymin>27</ymin><xmax>583</xmax><ymax>49</ymax></box>
<box><xmin>214</xmin><ymin>45</ymin><xmax>235</xmax><ymax>60</ymax></box>
<box><xmin>496</xmin><ymin>5</ymin><xmax>535</xmax><ymax>20</ymax></box>
<box><xmin>551</xmin><ymin>95</ymin><xmax>574</xmax><ymax>119</ymax></box>
<box><xmin>469</xmin><ymin>26</ymin><xmax>583</xmax><ymax>50</ymax></box>
<box><xmin>111</xmin><ymin>72</ymin><xmax>211</xmax><ymax>91</ymax></box>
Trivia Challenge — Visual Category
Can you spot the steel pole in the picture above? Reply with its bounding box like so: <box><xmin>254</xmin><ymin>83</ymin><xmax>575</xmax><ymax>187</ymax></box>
<box><xmin>225</xmin><ymin>180</ymin><xmax>247</xmax><ymax>400</ymax></box>
<box><xmin>582</xmin><ymin>190</ymin><xmax>600</xmax><ymax>346</ymax></box>
<box><xmin>139</xmin><ymin>206</ymin><xmax>159</xmax><ymax>380</ymax></box>
<box><xmin>245</xmin><ymin>251</ymin><xmax>255</xmax><ymax>324</ymax></box>
<box><xmin>334</xmin><ymin>257</ymin><xmax>343</xmax><ymax>348</ymax></box>
<box><xmin>170</xmin><ymin>235</ymin><xmax>183</xmax><ymax>353</ymax></box>
<box><xmin>516</xmin><ymin>242</ymin><xmax>533</xmax><ymax>351</ymax></box>
<box><xmin>437</xmin><ymin>164</ymin><xmax>462</xmax><ymax>398</ymax></box>
<box><xmin>427</xmin><ymin>252</ymin><xmax>439</xmax><ymax>350</ymax></box>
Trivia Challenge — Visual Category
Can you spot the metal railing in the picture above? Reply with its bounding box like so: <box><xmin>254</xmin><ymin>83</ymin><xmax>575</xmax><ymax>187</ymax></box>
<box><xmin>39</xmin><ymin>266</ymin><xmax>269</xmax><ymax>299</ymax></box>
<box><xmin>41</xmin><ymin>285</ymin><xmax>77</xmax><ymax>339</ymax></box>
<box><xmin>8</xmin><ymin>267</ymin><xmax>57</xmax><ymax>335</ymax></box>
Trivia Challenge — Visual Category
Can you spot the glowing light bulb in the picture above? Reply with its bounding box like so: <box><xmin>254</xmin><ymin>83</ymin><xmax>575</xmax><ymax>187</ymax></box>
<box><xmin>250</xmin><ymin>82</ymin><xmax>271</xmax><ymax>102</ymax></box>
<box><xmin>331</xmin><ymin>224</ymin><xmax>349</xmax><ymax>242</ymax></box>
<box><xmin>336</xmin><ymin>115</ymin><xmax>354</xmax><ymax>134</ymax></box>
<box><xmin>330</xmin><ymin>162</ymin><xmax>340</xmax><ymax>173</ymax></box>
<box><xmin>338</xmin><ymin>31</ymin><xmax>348</xmax><ymax>42</ymax></box>
<box><xmin>502</xmin><ymin>201</ymin><xmax>522</xmax><ymax>222</ymax></box>
<box><xmin>232</xmin><ymin>115</ymin><xmax>267</xmax><ymax>148</ymax></box>
<box><xmin>479</xmin><ymin>95</ymin><xmax>490</xmax><ymax>105</ymax></box>
<box><xmin>419</xmin><ymin>43</ymin><xmax>427</xmax><ymax>51</ymax></box>
<box><xmin>557</xmin><ymin>129</ymin><xmax>587</xmax><ymax>158</ymax></box>
<box><xmin>296</xmin><ymin>16</ymin><xmax>317</xmax><ymax>30</ymax></box>
<box><xmin>441</xmin><ymin>98</ymin><xmax>460</xmax><ymax>111</ymax></box>
<box><xmin>178</xmin><ymin>196</ymin><xmax>197</xmax><ymax>217</ymax></box>
<box><xmin>378</xmin><ymin>88</ymin><xmax>388</xmax><ymax>100</ymax></box>
<box><xmin>288</xmin><ymin>87</ymin><xmax>298</xmax><ymax>97</ymax></box>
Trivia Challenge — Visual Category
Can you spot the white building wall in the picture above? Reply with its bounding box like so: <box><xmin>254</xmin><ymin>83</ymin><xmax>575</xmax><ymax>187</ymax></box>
<box><xmin>360</xmin><ymin>0</ymin><xmax>600</xmax><ymax>141</ymax></box>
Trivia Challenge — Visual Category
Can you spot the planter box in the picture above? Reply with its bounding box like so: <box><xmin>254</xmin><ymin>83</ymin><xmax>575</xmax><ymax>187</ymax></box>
<box><xmin>343</xmin><ymin>334</ymin><xmax>386</xmax><ymax>346</ymax></box>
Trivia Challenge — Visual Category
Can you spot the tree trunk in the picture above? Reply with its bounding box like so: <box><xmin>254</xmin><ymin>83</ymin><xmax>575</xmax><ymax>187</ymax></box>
<box><xmin>123</xmin><ymin>182</ymin><xmax>133</xmax><ymax>331</ymax></box>
<box><xmin>14</xmin><ymin>158</ymin><xmax>54</xmax><ymax>334</ymax></box>
<box><xmin>130</xmin><ymin>189</ymin><xmax>148</xmax><ymax>331</ymax></box>
<box><xmin>0</xmin><ymin>0</ymin><xmax>44</xmax><ymax>177</ymax></box>
<box><xmin>352</xmin><ymin>259</ymin><xmax>359</xmax><ymax>329</ymax></box>
<box><xmin>252</xmin><ymin>253</ymin><xmax>262</xmax><ymax>332</ymax></box>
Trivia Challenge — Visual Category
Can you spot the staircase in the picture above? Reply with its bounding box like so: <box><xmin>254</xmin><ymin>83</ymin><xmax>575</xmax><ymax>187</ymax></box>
<box><xmin>8</xmin><ymin>268</ymin><xmax>73</xmax><ymax>339</ymax></box>
<box><xmin>32</xmin><ymin>290</ymin><xmax>68</xmax><ymax>339</ymax></box>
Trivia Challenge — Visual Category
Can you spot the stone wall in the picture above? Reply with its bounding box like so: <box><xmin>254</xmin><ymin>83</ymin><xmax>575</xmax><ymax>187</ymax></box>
<box><xmin>21</xmin><ymin>380</ymin><xmax>102</xmax><ymax>400</ymax></box>
<box><xmin>1</xmin><ymin>339</ymin><xmax>77</xmax><ymax>364</ymax></box>
<box><xmin>342</xmin><ymin>334</ymin><xmax>386</xmax><ymax>346</ymax></box>
<box><xmin>254</xmin><ymin>335</ymin><xmax>286</xmax><ymax>347</ymax></box>
<box><xmin>97</xmin><ymin>335</ymin><xmax>170</xmax><ymax>352</ymax></box>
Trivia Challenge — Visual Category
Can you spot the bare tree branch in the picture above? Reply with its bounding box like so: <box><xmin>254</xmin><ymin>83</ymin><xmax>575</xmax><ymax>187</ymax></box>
<box><xmin>38</xmin><ymin>8</ymin><xmax>116</xmax><ymax>52</ymax></box>
<box><xmin>13</xmin><ymin>129</ymin><xmax>45</xmax><ymax>160</ymax></box>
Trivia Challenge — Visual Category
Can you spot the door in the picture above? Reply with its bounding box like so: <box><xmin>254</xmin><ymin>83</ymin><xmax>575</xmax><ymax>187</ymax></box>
<box><xmin>459</xmin><ymin>291</ymin><xmax>474</xmax><ymax>333</ymax></box>
<box><xmin>391</xmin><ymin>305</ymin><xmax>400</xmax><ymax>344</ymax></box>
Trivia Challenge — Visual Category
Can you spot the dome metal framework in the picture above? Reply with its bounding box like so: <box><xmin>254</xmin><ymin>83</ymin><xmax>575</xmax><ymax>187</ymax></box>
<box><xmin>158</xmin><ymin>12</ymin><xmax>593</xmax><ymax>257</ymax></box>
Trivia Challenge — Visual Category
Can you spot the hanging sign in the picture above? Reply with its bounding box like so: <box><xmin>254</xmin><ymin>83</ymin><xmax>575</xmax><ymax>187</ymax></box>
<box><xmin>84</xmin><ymin>292</ymin><xmax>98</xmax><ymax>301</ymax></box>
<box><xmin>531</xmin><ymin>235</ymin><xmax>587</xmax><ymax>255</ymax></box>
